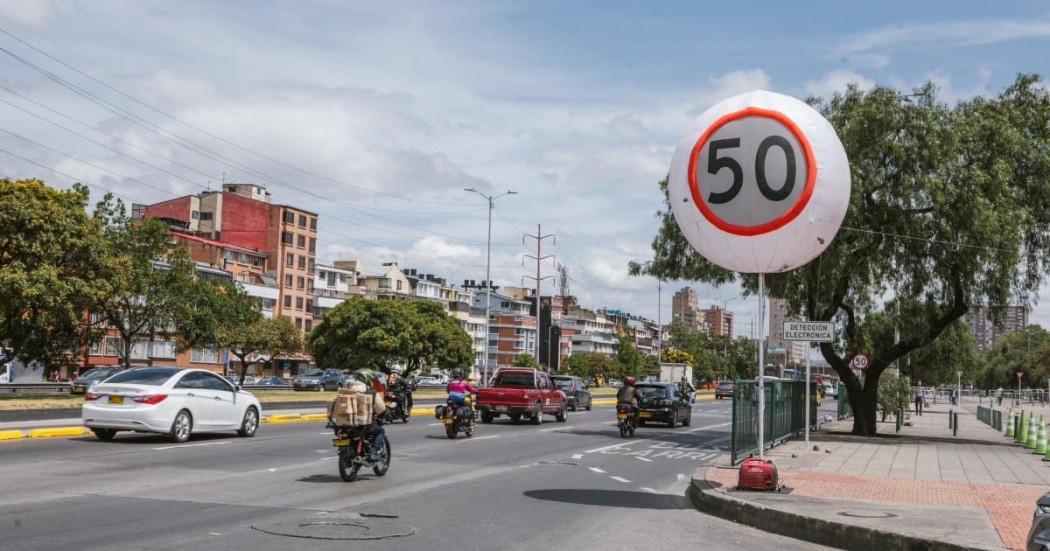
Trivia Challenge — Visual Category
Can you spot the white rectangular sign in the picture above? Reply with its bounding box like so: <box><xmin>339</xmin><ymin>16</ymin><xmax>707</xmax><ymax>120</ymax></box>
<box><xmin>783</xmin><ymin>321</ymin><xmax>836</xmax><ymax>342</ymax></box>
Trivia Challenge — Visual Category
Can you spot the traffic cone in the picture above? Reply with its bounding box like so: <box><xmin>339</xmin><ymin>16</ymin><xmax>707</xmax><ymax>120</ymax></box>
<box><xmin>1020</xmin><ymin>411</ymin><xmax>1030</xmax><ymax>444</ymax></box>
<box><xmin>1026</xmin><ymin>414</ymin><xmax>1038</xmax><ymax>449</ymax></box>
<box><xmin>1006</xmin><ymin>408</ymin><xmax>1015</xmax><ymax>437</ymax></box>
<box><xmin>1036</xmin><ymin>418</ymin><xmax>1047</xmax><ymax>455</ymax></box>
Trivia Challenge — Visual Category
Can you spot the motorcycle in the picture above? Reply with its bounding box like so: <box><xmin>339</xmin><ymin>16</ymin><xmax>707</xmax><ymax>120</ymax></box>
<box><xmin>383</xmin><ymin>389</ymin><xmax>411</xmax><ymax>423</ymax></box>
<box><xmin>331</xmin><ymin>422</ymin><xmax>391</xmax><ymax>482</ymax></box>
<box><xmin>435</xmin><ymin>395</ymin><xmax>476</xmax><ymax>439</ymax></box>
<box><xmin>616</xmin><ymin>404</ymin><xmax>638</xmax><ymax>438</ymax></box>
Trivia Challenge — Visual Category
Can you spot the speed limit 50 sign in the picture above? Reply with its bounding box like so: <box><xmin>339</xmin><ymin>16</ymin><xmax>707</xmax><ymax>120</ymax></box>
<box><xmin>668</xmin><ymin>91</ymin><xmax>851</xmax><ymax>274</ymax></box>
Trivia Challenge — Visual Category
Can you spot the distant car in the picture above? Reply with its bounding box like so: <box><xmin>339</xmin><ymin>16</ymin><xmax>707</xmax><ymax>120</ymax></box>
<box><xmin>82</xmin><ymin>367</ymin><xmax>262</xmax><ymax>442</ymax></box>
<box><xmin>715</xmin><ymin>381</ymin><xmax>734</xmax><ymax>399</ymax></box>
<box><xmin>292</xmin><ymin>369</ymin><xmax>346</xmax><ymax>391</ymax></box>
<box><xmin>70</xmin><ymin>367</ymin><xmax>124</xmax><ymax>395</ymax></box>
<box><xmin>255</xmin><ymin>376</ymin><xmax>287</xmax><ymax>386</ymax></box>
<box><xmin>1028</xmin><ymin>492</ymin><xmax>1050</xmax><ymax>551</ymax></box>
<box><xmin>635</xmin><ymin>382</ymin><xmax>692</xmax><ymax>428</ymax></box>
<box><xmin>608</xmin><ymin>380</ymin><xmax>623</xmax><ymax>388</ymax></box>
<box><xmin>823</xmin><ymin>382</ymin><xmax>837</xmax><ymax>398</ymax></box>
<box><xmin>551</xmin><ymin>375</ymin><xmax>592</xmax><ymax>411</ymax></box>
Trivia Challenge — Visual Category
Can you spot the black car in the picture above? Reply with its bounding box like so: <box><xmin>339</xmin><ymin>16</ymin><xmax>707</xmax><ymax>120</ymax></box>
<box><xmin>70</xmin><ymin>367</ymin><xmax>124</xmax><ymax>395</ymax></box>
<box><xmin>715</xmin><ymin>381</ymin><xmax>734</xmax><ymax>399</ymax></box>
<box><xmin>551</xmin><ymin>375</ymin><xmax>592</xmax><ymax>411</ymax></box>
<box><xmin>1028</xmin><ymin>492</ymin><xmax>1050</xmax><ymax>551</ymax></box>
<box><xmin>293</xmin><ymin>369</ymin><xmax>347</xmax><ymax>391</ymax></box>
<box><xmin>255</xmin><ymin>376</ymin><xmax>288</xmax><ymax>386</ymax></box>
<box><xmin>635</xmin><ymin>382</ymin><xmax>692</xmax><ymax>428</ymax></box>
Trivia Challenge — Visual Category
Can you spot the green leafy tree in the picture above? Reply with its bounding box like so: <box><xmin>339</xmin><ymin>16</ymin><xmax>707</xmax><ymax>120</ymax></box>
<box><xmin>221</xmin><ymin>313</ymin><xmax>304</xmax><ymax>386</ymax></box>
<box><xmin>562</xmin><ymin>354</ymin><xmax>590</xmax><ymax>380</ymax></box>
<box><xmin>513</xmin><ymin>354</ymin><xmax>538</xmax><ymax>368</ymax></box>
<box><xmin>901</xmin><ymin>317</ymin><xmax>981</xmax><ymax>387</ymax></box>
<box><xmin>616</xmin><ymin>331</ymin><xmax>644</xmax><ymax>377</ymax></box>
<box><xmin>877</xmin><ymin>372</ymin><xmax>911</xmax><ymax>422</ymax></box>
<box><xmin>982</xmin><ymin>325</ymin><xmax>1050</xmax><ymax>390</ymax></box>
<box><xmin>563</xmin><ymin>352</ymin><xmax>619</xmax><ymax>383</ymax></box>
<box><xmin>632</xmin><ymin>75</ymin><xmax>1050</xmax><ymax>435</ymax></box>
<box><xmin>405</xmin><ymin>300</ymin><xmax>473</xmax><ymax>375</ymax></box>
<box><xmin>0</xmin><ymin>179</ymin><xmax>108</xmax><ymax>370</ymax></box>
<box><xmin>660</xmin><ymin>348</ymin><xmax>694</xmax><ymax>365</ymax></box>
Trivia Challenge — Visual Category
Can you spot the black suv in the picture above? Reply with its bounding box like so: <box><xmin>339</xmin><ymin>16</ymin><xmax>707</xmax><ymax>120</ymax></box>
<box><xmin>551</xmin><ymin>375</ymin><xmax>592</xmax><ymax>411</ymax></box>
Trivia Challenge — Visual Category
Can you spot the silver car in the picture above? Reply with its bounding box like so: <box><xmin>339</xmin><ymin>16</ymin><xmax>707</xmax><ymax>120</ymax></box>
<box><xmin>1028</xmin><ymin>492</ymin><xmax>1050</xmax><ymax>551</ymax></box>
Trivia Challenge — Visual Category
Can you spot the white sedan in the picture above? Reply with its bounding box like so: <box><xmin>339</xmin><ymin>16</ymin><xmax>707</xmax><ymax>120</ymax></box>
<box><xmin>82</xmin><ymin>367</ymin><xmax>262</xmax><ymax>443</ymax></box>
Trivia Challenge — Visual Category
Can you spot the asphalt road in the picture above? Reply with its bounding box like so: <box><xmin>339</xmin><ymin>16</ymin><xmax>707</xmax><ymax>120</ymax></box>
<box><xmin>0</xmin><ymin>398</ymin><xmax>833</xmax><ymax>550</ymax></box>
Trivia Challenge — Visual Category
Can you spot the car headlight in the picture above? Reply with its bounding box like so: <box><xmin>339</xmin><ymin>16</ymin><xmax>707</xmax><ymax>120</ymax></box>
<box><xmin>1037</xmin><ymin>505</ymin><xmax>1050</xmax><ymax>517</ymax></box>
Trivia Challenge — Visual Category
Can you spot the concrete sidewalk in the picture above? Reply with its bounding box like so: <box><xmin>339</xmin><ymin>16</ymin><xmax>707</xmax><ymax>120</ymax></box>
<box><xmin>690</xmin><ymin>399</ymin><xmax>1049</xmax><ymax>550</ymax></box>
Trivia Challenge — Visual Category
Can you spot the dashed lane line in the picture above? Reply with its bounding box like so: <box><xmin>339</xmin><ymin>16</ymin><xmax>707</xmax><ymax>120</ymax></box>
<box><xmin>589</xmin><ymin>467</ymin><xmax>606</xmax><ymax>474</ymax></box>
<box><xmin>153</xmin><ymin>441</ymin><xmax>232</xmax><ymax>451</ymax></box>
<box><xmin>609</xmin><ymin>476</ymin><xmax>631</xmax><ymax>483</ymax></box>
<box><xmin>634</xmin><ymin>457</ymin><xmax>653</xmax><ymax>462</ymax></box>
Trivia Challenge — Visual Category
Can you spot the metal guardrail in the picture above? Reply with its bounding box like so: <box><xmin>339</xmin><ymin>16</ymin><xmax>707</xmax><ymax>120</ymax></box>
<box><xmin>976</xmin><ymin>405</ymin><xmax>1004</xmax><ymax>432</ymax></box>
<box><xmin>731</xmin><ymin>380</ymin><xmax>818</xmax><ymax>465</ymax></box>
<box><xmin>837</xmin><ymin>382</ymin><xmax>852</xmax><ymax>420</ymax></box>
<box><xmin>0</xmin><ymin>383</ymin><xmax>70</xmax><ymax>395</ymax></box>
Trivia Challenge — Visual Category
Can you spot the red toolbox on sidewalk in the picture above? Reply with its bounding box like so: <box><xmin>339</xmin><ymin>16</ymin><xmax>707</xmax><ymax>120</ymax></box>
<box><xmin>738</xmin><ymin>458</ymin><xmax>779</xmax><ymax>490</ymax></box>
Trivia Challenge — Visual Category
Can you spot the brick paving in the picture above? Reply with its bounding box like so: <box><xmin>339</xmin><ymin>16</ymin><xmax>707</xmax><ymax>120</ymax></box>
<box><xmin>706</xmin><ymin>397</ymin><xmax>1050</xmax><ymax>550</ymax></box>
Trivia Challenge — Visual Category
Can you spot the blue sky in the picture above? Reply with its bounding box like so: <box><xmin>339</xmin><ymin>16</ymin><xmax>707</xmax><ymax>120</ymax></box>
<box><xmin>2</xmin><ymin>1</ymin><xmax>1050</xmax><ymax>333</ymax></box>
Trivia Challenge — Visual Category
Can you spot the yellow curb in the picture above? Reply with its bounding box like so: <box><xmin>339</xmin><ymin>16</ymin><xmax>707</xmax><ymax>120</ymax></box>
<box><xmin>27</xmin><ymin>427</ymin><xmax>88</xmax><ymax>438</ymax></box>
<box><xmin>0</xmin><ymin>430</ymin><xmax>25</xmax><ymax>441</ymax></box>
<box><xmin>302</xmin><ymin>413</ymin><xmax>329</xmax><ymax>421</ymax></box>
<box><xmin>592</xmin><ymin>399</ymin><xmax>616</xmax><ymax>406</ymax></box>
<box><xmin>266</xmin><ymin>413</ymin><xmax>303</xmax><ymax>424</ymax></box>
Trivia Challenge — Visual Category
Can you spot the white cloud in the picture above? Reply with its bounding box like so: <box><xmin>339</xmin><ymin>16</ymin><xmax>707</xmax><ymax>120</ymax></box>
<box><xmin>843</xmin><ymin>18</ymin><xmax>1050</xmax><ymax>53</ymax></box>
<box><xmin>805</xmin><ymin>70</ymin><xmax>876</xmax><ymax>98</ymax></box>
<box><xmin>0</xmin><ymin>0</ymin><xmax>55</xmax><ymax>28</ymax></box>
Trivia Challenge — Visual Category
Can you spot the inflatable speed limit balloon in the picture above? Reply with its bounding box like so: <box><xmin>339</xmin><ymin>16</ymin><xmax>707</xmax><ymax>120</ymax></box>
<box><xmin>668</xmin><ymin>90</ymin><xmax>850</xmax><ymax>273</ymax></box>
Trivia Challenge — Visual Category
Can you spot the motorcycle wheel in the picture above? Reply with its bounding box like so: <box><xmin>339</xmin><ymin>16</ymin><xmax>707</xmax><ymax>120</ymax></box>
<box><xmin>465</xmin><ymin>425</ymin><xmax>475</xmax><ymax>438</ymax></box>
<box><xmin>338</xmin><ymin>448</ymin><xmax>360</xmax><ymax>482</ymax></box>
<box><xmin>372</xmin><ymin>438</ymin><xmax>391</xmax><ymax>477</ymax></box>
<box><xmin>628</xmin><ymin>423</ymin><xmax>636</xmax><ymax>437</ymax></box>
<box><xmin>402</xmin><ymin>410</ymin><xmax>411</xmax><ymax>423</ymax></box>
<box><xmin>445</xmin><ymin>423</ymin><xmax>457</xmax><ymax>440</ymax></box>
<box><xmin>619</xmin><ymin>422</ymin><xmax>628</xmax><ymax>438</ymax></box>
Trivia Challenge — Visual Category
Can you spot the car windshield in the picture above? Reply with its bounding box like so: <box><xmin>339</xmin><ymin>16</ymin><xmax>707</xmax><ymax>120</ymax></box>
<box><xmin>80</xmin><ymin>368</ymin><xmax>118</xmax><ymax>380</ymax></box>
<box><xmin>493</xmin><ymin>372</ymin><xmax>534</xmax><ymax>387</ymax></box>
<box><xmin>635</xmin><ymin>385</ymin><xmax>669</xmax><ymax>399</ymax></box>
<box><xmin>103</xmin><ymin>368</ymin><xmax>180</xmax><ymax>386</ymax></box>
<box><xmin>302</xmin><ymin>370</ymin><xmax>324</xmax><ymax>377</ymax></box>
<box><xmin>551</xmin><ymin>378</ymin><xmax>574</xmax><ymax>389</ymax></box>
<box><xmin>719</xmin><ymin>382</ymin><xmax>733</xmax><ymax>388</ymax></box>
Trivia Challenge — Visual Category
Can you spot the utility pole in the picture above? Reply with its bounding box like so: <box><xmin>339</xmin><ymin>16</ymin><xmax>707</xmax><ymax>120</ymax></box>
<box><xmin>657</xmin><ymin>279</ymin><xmax>663</xmax><ymax>364</ymax></box>
<box><xmin>524</xmin><ymin>224</ymin><xmax>555</xmax><ymax>369</ymax></box>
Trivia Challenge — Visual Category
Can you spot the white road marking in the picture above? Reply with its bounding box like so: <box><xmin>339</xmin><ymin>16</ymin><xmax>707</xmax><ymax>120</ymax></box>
<box><xmin>268</xmin><ymin>468</ymin><xmax>277</xmax><ymax>472</ymax></box>
<box><xmin>687</xmin><ymin>422</ymin><xmax>732</xmax><ymax>433</ymax></box>
<box><xmin>429</xmin><ymin>423</ymin><xmax>443</xmax><ymax>426</ymax></box>
<box><xmin>153</xmin><ymin>441</ymin><xmax>232</xmax><ymax>451</ymax></box>
<box><xmin>641</xmin><ymin>487</ymin><xmax>660</xmax><ymax>494</ymax></box>
<box><xmin>457</xmin><ymin>435</ymin><xmax>499</xmax><ymax>443</ymax></box>
<box><xmin>584</xmin><ymin>442</ymin><xmax>631</xmax><ymax>454</ymax></box>
<box><xmin>609</xmin><ymin>476</ymin><xmax>631</xmax><ymax>483</ymax></box>
<box><xmin>571</xmin><ymin>454</ymin><xmax>583</xmax><ymax>460</ymax></box>
<box><xmin>634</xmin><ymin>457</ymin><xmax>653</xmax><ymax>462</ymax></box>
<box><xmin>589</xmin><ymin>467</ymin><xmax>606</xmax><ymax>474</ymax></box>
<box><xmin>539</xmin><ymin>427</ymin><xmax>563</xmax><ymax>432</ymax></box>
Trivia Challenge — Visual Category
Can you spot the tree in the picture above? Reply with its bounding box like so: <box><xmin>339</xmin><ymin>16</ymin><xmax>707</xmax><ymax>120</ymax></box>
<box><xmin>562</xmin><ymin>354</ymin><xmax>591</xmax><ymax>380</ymax></box>
<box><xmin>660</xmin><ymin>348</ymin><xmax>694</xmax><ymax>365</ymax></box>
<box><xmin>632</xmin><ymin>75</ymin><xmax>1050</xmax><ymax>435</ymax></box>
<box><xmin>901</xmin><ymin>317</ymin><xmax>980</xmax><ymax>387</ymax></box>
<box><xmin>404</xmin><ymin>300</ymin><xmax>473</xmax><ymax>375</ymax></box>
<box><xmin>0</xmin><ymin>179</ymin><xmax>108</xmax><ymax>370</ymax></box>
<box><xmin>92</xmin><ymin>198</ymin><xmax>212</xmax><ymax>367</ymax></box>
<box><xmin>513</xmin><ymin>354</ymin><xmax>538</xmax><ymax>368</ymax></box>
<box><xmin>982</xmin><ymin>325</ymin><xmax>1050</xmax><ymax>390</ymax></box>
<box><xmin>616</xmin><ymin>332</ymin><xmax>644</xmax><ymax>377</ymax></box>
<box><xmin>562</xmin><ymin>353</ymin><xmax>618</xmax><ymax>383</ymax></box>
<box><xmin>221</xmin><ymin>313</ymin><xmax>305</xmax><ymax>386</ymax></box>
<box><xmin>877</xmin><ymin>372</ymin><xmax>911</xmax><ymax>422</ymax></box>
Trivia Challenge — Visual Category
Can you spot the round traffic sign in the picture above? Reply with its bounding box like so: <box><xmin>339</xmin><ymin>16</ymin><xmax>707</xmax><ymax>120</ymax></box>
<box><xmin>851</xmin><ymin>354</ymin><xmax>869</xmax><ymax>371</ymax></box>
<box><xmin>668</xmin><ymin>91</ymin><xmax>851</xmax><ymax>273</ymax></box>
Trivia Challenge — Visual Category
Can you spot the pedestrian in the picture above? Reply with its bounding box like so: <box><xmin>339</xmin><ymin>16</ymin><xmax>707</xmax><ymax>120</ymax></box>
<box><xmin>951</xmin><ymin>388</ymin><xmax>958</xmax><ymax>406</ymax></box>
<box><xmin>914</xmin><ymin>381</ymin><xmax>924</xmax><ymax>416</ymax></box>
<box><xmin>995</xmin><ymin>387</ymin><xmax>1003</xmax><ymax>406</ymax></box>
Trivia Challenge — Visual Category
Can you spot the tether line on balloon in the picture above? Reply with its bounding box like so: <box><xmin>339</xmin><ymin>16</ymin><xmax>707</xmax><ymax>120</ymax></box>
<box><xmin>838</xmin><ymin>226</ymin><xmax>1016</xmax><ymax>254</ymax></box>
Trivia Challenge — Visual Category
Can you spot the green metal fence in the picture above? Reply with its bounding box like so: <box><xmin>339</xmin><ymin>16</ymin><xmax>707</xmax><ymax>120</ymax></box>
<box><xmin>730</xmin><ymin>380</ymin><xmax>819</xmax><ymax>464</ymax></box>
<box><xmin>977</xmin><ymin>406</ymin><xmax>1004</xmax><ymax>432</ymax></box>
<box><xmin>837</xmin><ymin>382</ymin><xmax>852</xmax><ymax>420</ymax></box>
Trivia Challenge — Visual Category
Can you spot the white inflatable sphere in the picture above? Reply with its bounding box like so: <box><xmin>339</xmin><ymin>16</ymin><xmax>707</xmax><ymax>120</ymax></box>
<box><xmin>668</xmin><ymin>90</ymin><xmax>850</xmax><ymax>273</ymax></box>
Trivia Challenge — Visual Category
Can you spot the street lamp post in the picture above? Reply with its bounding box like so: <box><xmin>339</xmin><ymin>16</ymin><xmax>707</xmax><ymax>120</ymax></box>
<box><xmin>465</xmin><ymin>188</ymin><xmax>516</xmax><ymax>386</ymax></box>
<box><xmin>720</xmin><ymin>296</ymin><xmax>738</xmax><ymax>380</ymax></box>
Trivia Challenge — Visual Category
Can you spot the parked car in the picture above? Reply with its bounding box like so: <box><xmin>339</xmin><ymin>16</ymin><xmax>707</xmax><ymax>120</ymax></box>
<box><xmin>70</xmin><ymin>367</ymin><xmax>124</xmax><ymax>395</ymax></box>
<box><xmin>715</xmin><ymin>381</ymin><xmax>734</xmax><ymax>400</ymax></box>
<box><xmin>292</xmin><ymin>369</ymin><xmax>347</xmax><ymax>391</ymax></box>
<box><xmin>254</xmin><ymin>376</ymin><xmax>287</xmax><ymax>386</ymax></box>
<box><xmin>551</xmin><ymin>375</ymin><xmax>592</xmax><ymax>411</ymax></box>
<box><xmin>823</xmin><ymin>382</ymin><xmax>837</xmax><ymax>398</ymax></box>
<box><xmin>635</xmin><ymin>382</ymin><xmax>692</xmax><ymax>428</ymax></box>
<box><xmin>81</xmin><ymin>367</ymin><xmax>262</xmax><ymax>442</ymax></box>
<box><xmin>1028</xmin><ymin>492</ymin><xmax>1050</xmax><ymax>551</ymax></box>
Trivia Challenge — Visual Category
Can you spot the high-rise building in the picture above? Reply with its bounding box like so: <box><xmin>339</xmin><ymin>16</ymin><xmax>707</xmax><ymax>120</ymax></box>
<box><xmin>672</xmin><ymin>287</ymin><xmax>703</xmax><ymax>332</ymax></box>
<box><xmin>768</xmin><ymin>298</ymin><xmax>805</xmax><ymax>364</ymax></box>
<box><xmin>965</xmin><ymin>305</ymin><xmax>1029</xmax><ymax>352</ymax></box>
<box><xmin>700</xmin><ymin>306</ymin><xmax>734</xmax><ymax>339</ymax></box>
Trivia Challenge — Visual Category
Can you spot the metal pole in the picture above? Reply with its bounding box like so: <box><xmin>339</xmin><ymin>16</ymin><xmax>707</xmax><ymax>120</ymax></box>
<box><xmin>484</xmin><ymin>195</ymin><xmax>493</xmax><ymax>384</ymax></box>
<box><xmin>758</xmin><ymin>273</ymin><xmax>766</xmax><ymax>459</ymax></box>
<box><xmin>805</xmin><ymin>340</ymin><xmax>811</xmax><ymax>447</ymax></box>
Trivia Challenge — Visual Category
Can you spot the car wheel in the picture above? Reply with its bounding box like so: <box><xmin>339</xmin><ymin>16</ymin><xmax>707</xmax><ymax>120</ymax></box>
<box><xmin>682</xmin><ymin>410</ymin><xmax>691</xmax><ymax>427</ymax></box>
<box><xmin>168</xmin><ymin>410</ymin><xmax>192</xmax><ymax>443</ymax></box>
<box><xmin>569</xmin><ymin>400</ymin><xmax>577</xmax><ymax>412</ymax></box>
<box><xmin>531</xmin><ymin>402</ymin><xmax>543</xmax><ymax>425</ymax></box>
<box><xmin>585</xmin><ymin>398</ymin><xmax>592</xmax><ymax>411</ymax></box>
<box><xmin>237</xmin><ymin>407</ymin><xmax>259</xmax><ymax>437</ymax></box>
<box><xmin>92</xmin><ymin>428</ymin><xmax>117</xmax><ymax>441</ymax></box>
<box><xmin>556</xmin><ymin>402</ymin><xmax>567</xmax><ymax>423</ymax></box>
<box><xmin>669</xmin><ymin>410</ymin><xmax>678</xmax><ymax>428</ymax></box>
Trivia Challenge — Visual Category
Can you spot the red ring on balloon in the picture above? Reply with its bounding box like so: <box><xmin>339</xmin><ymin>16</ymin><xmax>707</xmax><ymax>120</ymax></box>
<box><xmin>687</xmin><ymin>107</ymin><xmax>817</xmax><ymax>236</ymax></box>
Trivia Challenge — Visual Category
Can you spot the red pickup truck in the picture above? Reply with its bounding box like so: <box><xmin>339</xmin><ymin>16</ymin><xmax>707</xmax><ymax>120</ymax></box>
<box><xmin>476</xmin><ymin>368</ymin><xmax>567</xmax><ymax>425</ymax></box>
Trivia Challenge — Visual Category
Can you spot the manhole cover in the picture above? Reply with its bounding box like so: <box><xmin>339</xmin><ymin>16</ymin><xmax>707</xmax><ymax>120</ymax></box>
<box><xmin>252</xmin><ymin>513</ymin><xmax>415</xmax><ymax>540</ymax></box>
<box><xmin>837</xmin><ymin>511</ymin><xmax>899</xmax><ymax>519</ymax></box>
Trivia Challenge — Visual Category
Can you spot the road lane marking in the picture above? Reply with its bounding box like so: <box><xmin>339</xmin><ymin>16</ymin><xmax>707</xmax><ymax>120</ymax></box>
<box><xmin>584</xmin><ymin>442</ymin><xmax>631</xmax><ymax>454</ymax></box>
<box><xmin>456</xmin><ymin>435</ymin><xmax>499</xmax><ymax>443</ymax></box>
<box><xmin>634</xmin><ymin>457</ymin><xmax>653</xmax><ymax>462</ymax></box>
<box><xmin>687</xmin><ymin>422</ymin><xmax>732</xmax><ymax>433</ymax></box>
<box><xmin>641</xmin><ymin>487</ymin><xmax>660</xmax><ymax>494</ymax></box>
<box><xmin>153</xmin><ymin>441</ymin><xmax>232</xmax><ymax>451</ymax></box>
<box><xmin>571</xmin><ymin>454</ymin><xmax>583</xmax><ymax>460</ymax></box>
<box><xmin>609</xmin><ymin>476</ymin><xmax>631</xmax><ymax>483</ymax></box>
<box><xmin>589</xmin><ymin>467</ymin><xmax>606</xmax><ymax>474</ymax></box>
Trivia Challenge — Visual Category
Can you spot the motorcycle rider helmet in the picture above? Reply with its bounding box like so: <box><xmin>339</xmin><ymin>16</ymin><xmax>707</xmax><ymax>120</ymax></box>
<box><xmin>624</xmin><ymin>376</ymin><xmax>635</xmax><ymax>387</ymax></box>
<box><xmin>350</xmin><ymin>368</ymin><xmax>374</xmax><ymax>387</ymax></box>
<box><xmin>452</xmin><ymin>367</ymin><xmax>464</xmax><ymax>380</ymax></box>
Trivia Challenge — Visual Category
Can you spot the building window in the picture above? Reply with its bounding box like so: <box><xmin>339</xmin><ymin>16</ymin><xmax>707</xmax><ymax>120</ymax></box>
<box><xmin>305</xmin><ymin>319</ymin><xmax>313</xmax><ymax>332</ymax></box>
<box><xmin>298</xmin><ymin>215</ymin><xmax>307</xmax><ymax>227</ymax></box>
<box><xmin>308</xmin><ymin>259</ymin><xmax>315</xmax><ymax>273</ymax></box>
<box><xmin>306</xmin><ymin>299</ymin><xmax>313</xmax><ymax>311</ymax></box>
<box><xmin>224</xmin><ymin>250</ymin><xmax>235</xmax><ymax>263</ymax></box>
<box><xmin>310</xmin><ymin>218</ymin><xmax>317</xmax><ymax>230</ymax></box>
<box><xmin>295</xmin><ymin>317</ymin><xmax>303</xmax><ymax>329</ymax></box>
<box><xmin>237</xmin><ymin>253</ymin><xmax>248</xmax><ymax>265</ymax></box>
<box><xmin>88</xmin><ymin>339</ymin><xmax>104</xmax><ymax>356</ymax></box>
<box><xmin>284</xmin><ymin>274</ymin><xmax>292</xmax><ymax>287</ymax></box>
<box><xmin>296</xmin><ymin>297</ymin><xmax>304</xmax><ymax>310</ymax></box>
<box><xmin>252</xmin><ymin>256</ymin><xmax>264</xmax><ymax>269</ymax></box>
<box><xmin>298</xmin><ymin>256</ymin><xmax>306</xmax><ymax>269</ymax></box>
<box><xmin>379</xmin><ymin>278</ymin><xmax>391</xmax><ymax>289</ymax></box>
<box><xmin>191</xmin><ymin>348</ymin><xmax>220</xmax><ymax>364</ymax></box>
<box><xmin>297</xmin><ymin>235</ymin><xmax>306</xmax><ymax>248</ymax></box>
<box><xmin>318</xmin><ymin>270</ymin><xmax>326</xmax><ymax>280</ymax></box>
<box><xmin>282</xmin><ymin>231</ymin><xmax>293</xmax><ymax>245</ymax></box>
<box><xmin>191</xmin><ymin>210</ymin><xmax>199</xmax><ymax>220</ymax></box>
<box><xmin>283</xmin><ymin>211</ymin><xmax>295</xmax><ymax>224</ymax></box>
<box><xmin>199</xmin><ymin>211</ymin><xmax>214</xmax><ymax>221</ymax></box>
<box><xmin>309</xmin><ymin>238</ymin><xmax>316</xmax><ymax>253</ymax></box>
<box><xmin>286</xmin><ymin>253</ymin><xmax>294</xmax><ymax>266</ymax></box>
<box><xmin>307</xmin><ymin>280</ymin><xmax>314</xmax><ymax>292</ymax></box>
<box><xmin>297</xmin><ymin>276</ymin><xmax>305</xmax><ymax>289</ymax></box>
<box><xmin>284</xmin><ymin>295</ymin><xmax>292</xmax><ymax>308</ymax></box>
<box><xmin>151</xmin><ymin>340</ymin><xmax>177</xmax><ymax>359</ymax></box>
<box><xmin>396</xmin><ymin>280</ymin><xmax>403</xmax><ymax>291</ymax></box>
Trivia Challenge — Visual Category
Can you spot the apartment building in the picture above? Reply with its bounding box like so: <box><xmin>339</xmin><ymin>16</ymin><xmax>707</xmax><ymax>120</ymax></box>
<box><xmin>171</xmin><ymin>232</ymin><xmax>279</xmax><ymax>319</ymax></box>
<box><xmin>312</xmin><ymin>262</ymin><xmax>360</xmax><ymax>321</ymax></box>
<box><xmin>563</xmin><ymin>305</ymin><xmax>617</xmax><ymax>358</ymax></box>
<box><xmin>701</xmin><ymin>306</ymin><xmax>734</xmax><ymax>339</ymax></box>
<box><xmin>472</xmin><ymin>290</ymin><xmax>537</xmax><ymax>370</ymax></box>
<box><xmin>965</xmin><ymin>305</ymin><xmax>1029</xmax><ymax>352</ymax></box>
<box><xmin>672</xmin><ymin>287</ymin><xmax>703</xmax><ymax>332</ymax></box>
<box><xmin>768</xmin><ymin>298</ymin><xmax>805</xmax><ymax>364</ymax></box>
<box><xmin>360</xmin><ymin>262</ymin><xmax>413</xmax><ymax>300</ymax></box>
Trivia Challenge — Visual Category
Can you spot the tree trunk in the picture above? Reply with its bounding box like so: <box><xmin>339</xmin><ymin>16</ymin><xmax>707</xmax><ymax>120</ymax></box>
<box><xmin>849</xmin><ymin>375</ymin><xmax>880</xmax><ymax>436</ymax></box>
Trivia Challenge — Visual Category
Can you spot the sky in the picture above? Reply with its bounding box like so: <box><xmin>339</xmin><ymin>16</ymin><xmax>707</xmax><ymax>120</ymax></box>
<box><xmin>2</xmin><ymin>1</ymin><xmax>1050</xmax><ymax>335</ymax></box>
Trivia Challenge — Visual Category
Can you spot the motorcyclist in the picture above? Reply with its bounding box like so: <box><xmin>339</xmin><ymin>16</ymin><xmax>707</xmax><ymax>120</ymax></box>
<box><xmin>616</xmin><ymin>376</ymin><xmax>639</xmax><ymax>407</ymax></box>
<box><xmin>445</xmin><ymin>368</ymin><xmax>478</xmax><ymax>417</ymax></box>
<box><xmin>349</xmin><ymin>368</ymin><xmax>387</xmax><ymax>462</ymax></box>
<box><xmin>388</xmin><ymin>367</ymin><xmax>415</xmax><ymax>412</ymax></box>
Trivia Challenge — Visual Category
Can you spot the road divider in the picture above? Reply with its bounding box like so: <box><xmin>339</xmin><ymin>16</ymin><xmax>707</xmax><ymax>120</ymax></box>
<box><xmin>27</xmin><ymin>427</ymin><xmax>88</xmax><ymax>438</ymax></box>
<box><xmin>0</xmin><ymin>429</ymin><xmax>25</xmax><ymax>441</ymax></box>
<box><xmin>266</xmin><ymin>413</ymin><xmax>303</xmax><ymax>424</ymax></box>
